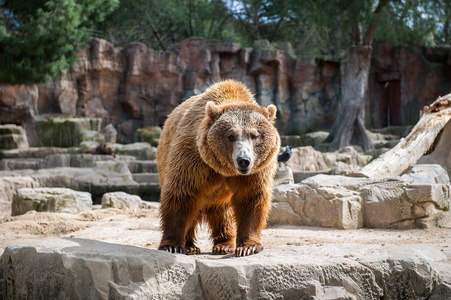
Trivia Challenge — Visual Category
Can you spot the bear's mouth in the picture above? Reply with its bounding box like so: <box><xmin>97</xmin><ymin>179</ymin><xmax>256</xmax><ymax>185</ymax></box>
<box><xmin>238</xmin><ymin>168</ymin><xmax>251</xmax><ymax>175</ymax></box>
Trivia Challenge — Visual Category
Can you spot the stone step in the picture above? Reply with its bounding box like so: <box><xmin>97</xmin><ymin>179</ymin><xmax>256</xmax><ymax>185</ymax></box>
<box><xmin>128</xmin><ymin>160</ymin><xmax>158</xmax><ymax>173</ymax></box>
<box><xmin>132</xmin><ymin>172</ymin><xmax>159</xmax><ymax>183</ymax></box>
<box><xmin>1</xmin><ymin>238</ymin><xmax>449</xmax><ymax>299</ymax></box>
<box><xmin>0</xmin><ymin>158</ymin><xmax>44</xmax><ymax>171</ymax></box>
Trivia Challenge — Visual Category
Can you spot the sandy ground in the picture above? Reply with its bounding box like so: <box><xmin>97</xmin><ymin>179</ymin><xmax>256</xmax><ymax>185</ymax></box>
<box><xmin>1</xmin><ymin>201</ymin><xmax>450</xmax><ymax>254</ymax></box>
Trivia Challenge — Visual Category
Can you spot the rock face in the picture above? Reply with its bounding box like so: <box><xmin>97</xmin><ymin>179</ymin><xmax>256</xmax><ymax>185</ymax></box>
<box><xmin>0</xmin><ymin>238</ymin><xmax>449</xmax><ymax>299</ymax></box>
<box><xmin>269</xmin><ymin>164</ymin><xmax>451</xmax><ymax>229</ymax></box>
<box><xmin>0</xmin><ymin>124</ymin><xmax>29</xmax><ymax>150</ymax></box>
<box><xmin>369</xmin><ymin>43</ymin><xmax>451</xmax><ymax>128</ymax></box>
<box><xmin>284</xmin><ymin>145</ymin><xmax>371</xmax><ymax>176</ymax></box>
<box><xmin>5</xmin><ymin>38</ymin><xmax>448</xmax><ymax>144</ymax></box>
<box><xmin>34</xmin><ymin>116</ymin><xmax>102</xmax><ymax>147</ymax></box>
<box><xmin>11</xmin><ymin>187</ymin><xmax>92</xmax><ymax>216</ymax></box>
<box><xmin>101</xmin><ymin>191</ymin><xmax>142</xmax><ymax>211</ymax></box>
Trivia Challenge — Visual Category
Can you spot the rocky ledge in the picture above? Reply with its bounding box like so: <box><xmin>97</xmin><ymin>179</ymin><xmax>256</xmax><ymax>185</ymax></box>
<box><xmin>1</xmin><ymin>238</ymin><xmax>450</xmax><ymax>299</ymax></box>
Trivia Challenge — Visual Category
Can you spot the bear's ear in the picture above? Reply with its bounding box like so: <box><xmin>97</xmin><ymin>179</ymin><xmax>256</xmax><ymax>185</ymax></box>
<box><xmin>206</xmin><ymin>101</ymin><xmax>221</xmax><ymax>121</ymax></box>
<box><xmin>266</xmin><ymin>104</ymin><xmax>277</xmax><ymax>121</ymax></box>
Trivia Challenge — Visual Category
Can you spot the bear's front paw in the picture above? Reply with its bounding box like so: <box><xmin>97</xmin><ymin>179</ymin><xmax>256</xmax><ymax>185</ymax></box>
<box><xmin>158</xmin><ymin>245</ymin><xmax>186</xmax><ymax>254</ymax></box>
<box><xmin>235</xmin><ymin>244</ymin><xmax>263</xmax><ymax>257</ymax></box>
<box><xmin>212</xmin><ymin>244</ymin><xmax>235</xmax><ymax>255</ymax></box>
<box><xmin>186</xmin><ymin>246</ymin><xmax>201</xmax><ymax>255</ymax></box>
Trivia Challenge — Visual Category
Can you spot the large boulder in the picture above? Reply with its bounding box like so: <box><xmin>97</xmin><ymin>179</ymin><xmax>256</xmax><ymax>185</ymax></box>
<box><xmin>11</xmin><ymin>187</ymin><xmax>92</xmax><ymax>216</ymax></box>
<box><xmin>133</xmin><ymin>126</ymin><xmax>161</xmax><ymax>147</ymax></box>
<box><xmin>101</xmin><ymin>192</ymin><xmax>142</xmax><ymax>211</ymax></box>
<box><xmin>0</xmin><ymin>124</ymin><xmax>29</xmax><ymax>150</ymax></box>
<box><xmin>286</xmin><ymin>146</ymin><xmax>330</xmax><ymax>171</ymax></box>
<box><xmin>269</xmin><ymin>164</ymin><xmax>450</xmax><ymax>229</ymax></box>
<box><xmin>115</xmin><ymin>143</ymin><xmax>156</xmax><ymax>160</ymax></box>
<box><xmin>35</xmin><ymin>116</ymin><xmax>102</xmax><ymax>147</ymax></box>
<box><xmin>1</xmin><ymin>238</ymin><xmax>449</xmax><ymax>299</ymax></box>
<box><xmin>0</xmin><ymin>175</ymin><xmax>40</xmax><ymax>202</ymax></box>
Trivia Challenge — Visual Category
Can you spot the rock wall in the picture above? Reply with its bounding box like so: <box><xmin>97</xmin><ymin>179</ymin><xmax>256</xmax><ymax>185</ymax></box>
<box><xmin>1</xmin><ymin>38</ymin><xmax>450</xmax><ymax>144</ymax></box>
<box><xmin>0</xmin><ymin>38</ymin><xmax>340</xmax><ymax>144</ymax></box>
<box><xmin>369</xmin><ymin>43</ymin><xmax>451</xmax><ymax>127</ymax></box>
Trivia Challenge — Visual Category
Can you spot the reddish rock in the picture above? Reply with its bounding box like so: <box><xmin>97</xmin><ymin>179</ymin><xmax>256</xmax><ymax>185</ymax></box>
<box><xmin>1</xmin><ymin>38</ymin><xmax>450</xmax><ymax>145</ymax></box>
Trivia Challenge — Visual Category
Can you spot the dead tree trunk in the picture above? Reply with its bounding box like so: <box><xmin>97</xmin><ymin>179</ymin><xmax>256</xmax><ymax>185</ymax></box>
<box><xmin>355</xmin><ymin>94</ymin><xmax>451</xmax><ymax>178</ymax></box>
<box><xmin>320</xmin><ymin>45</ymin><xmax>374</xmax><ymax>152</ymax></box>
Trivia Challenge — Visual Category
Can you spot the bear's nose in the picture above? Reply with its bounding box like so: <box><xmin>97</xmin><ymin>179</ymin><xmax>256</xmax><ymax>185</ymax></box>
<box><xmin>237</xmin><ymin>157</ymin><xmax>251</xmax><ymax>169</ymax></box>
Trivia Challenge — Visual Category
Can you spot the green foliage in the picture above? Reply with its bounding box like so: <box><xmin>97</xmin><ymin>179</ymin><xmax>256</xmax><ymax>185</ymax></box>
<box><xmin>96</xmin><ymin>0</ymin><xmax>233</xmax><ymax>49</ymax></box>
<box><xmin>95</xmin><ymin>0</ymin><xmax>450</xmax><ymax>57</ymax></box>
<box><xmin>0</xmin><ymin>0</ymin><xmax>119</xmax><ymax>84</ymax></box>
<box><xmin>1</xmin><ymin>0</ymin><xmax>450</xmax><ymax>85</ymax></box>
<box><xmin>376</xmin><ymin>0</ymin><xmax>451</xmax><ymax>46</ymax></box>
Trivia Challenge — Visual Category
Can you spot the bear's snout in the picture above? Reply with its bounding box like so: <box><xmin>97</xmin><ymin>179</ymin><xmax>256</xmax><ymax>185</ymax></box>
<box><xmin>237</xmin><ymin>157</ymin><xmax>251</xmax><ymax>173</ymax></box>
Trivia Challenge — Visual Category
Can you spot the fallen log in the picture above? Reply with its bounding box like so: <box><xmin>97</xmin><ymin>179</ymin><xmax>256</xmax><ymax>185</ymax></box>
<box><xmin>354</xmin><ymin>94</ymin><xmax>451</xmax><ymax>178</ymax></box>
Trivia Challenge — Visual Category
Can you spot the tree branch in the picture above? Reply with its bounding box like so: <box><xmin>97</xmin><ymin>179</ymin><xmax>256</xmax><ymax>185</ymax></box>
<box><xmin>363</xmin><ymin>0</ymin><xmax>390</xmax><ymax>46</ymax></box>
<box><xmin>269</xmin><ymin>16</ymin><xmax>285</xmax><ymax>43</ymax></box>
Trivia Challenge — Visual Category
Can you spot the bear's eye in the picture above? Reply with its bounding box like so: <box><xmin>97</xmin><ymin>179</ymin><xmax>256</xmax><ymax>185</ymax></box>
<box><xmin>228</xmin><ymin>135</ymin><xmax>236</xmax><ymax>142</ymax></box>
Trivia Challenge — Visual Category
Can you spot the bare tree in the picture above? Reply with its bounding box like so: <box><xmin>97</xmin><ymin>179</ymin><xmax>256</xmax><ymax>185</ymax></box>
<box><xmin>320</xmin><ymin>0</ymin><xmax>390</xmax><ymax>151</ymax></box>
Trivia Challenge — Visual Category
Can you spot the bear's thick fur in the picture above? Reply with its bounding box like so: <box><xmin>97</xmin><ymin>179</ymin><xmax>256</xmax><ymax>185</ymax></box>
<box><xmin>156</xmin><ymin>79</ymin><xmax>280</xmax><ymax>257</ymax></box>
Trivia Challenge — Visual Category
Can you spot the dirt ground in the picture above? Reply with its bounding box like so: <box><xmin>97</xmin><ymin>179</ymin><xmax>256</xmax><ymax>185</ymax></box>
<box><xmin>1</xmin><ymin>201</ymin><xmax>450</xmax><ymax>254</ymax></box>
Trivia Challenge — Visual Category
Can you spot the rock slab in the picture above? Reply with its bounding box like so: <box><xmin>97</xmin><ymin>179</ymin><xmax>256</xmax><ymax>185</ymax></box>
<box><xmin>0</xmin><ymin>238</ymin><xmax>450</xmax><ymax>299</ymax></box>
<box><xmin>269</xmin><ymin>164</ymin><xmax>451</xmax><ymax>229</ymax></box>
<box><xmin>11</xmin><ymin>187</ymin><xmax>92</xmax><ymax>216</ymax></box>
<box><xmin>0</xmin><ymin>124</ymin><xmax>29</xmax><ymax>150</ymax></box>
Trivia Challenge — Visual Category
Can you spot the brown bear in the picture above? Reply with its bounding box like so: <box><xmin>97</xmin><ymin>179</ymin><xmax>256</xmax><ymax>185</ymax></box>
<box><xmin>156</xmin><ymin>79</ymin><xmax>280</xmax><ymax>257</ymax></box>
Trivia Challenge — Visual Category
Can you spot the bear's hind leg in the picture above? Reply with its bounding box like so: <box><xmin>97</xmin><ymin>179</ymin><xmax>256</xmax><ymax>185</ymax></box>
<box><xmin>185</xmin><ymin>219</ymin><xmax>201</xmax><ymax>255</ymax></box>
<box><xmin>205</xmin><ymin>204</ymin><xmax>236</xmax><ymax>255</ymax></box>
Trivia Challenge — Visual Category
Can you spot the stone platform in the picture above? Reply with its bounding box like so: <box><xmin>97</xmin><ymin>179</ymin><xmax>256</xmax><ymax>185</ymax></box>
<box><xmin>1</xmin><ymin>238</ymin><xmax>450</xmax><ymax>299</ymax></box>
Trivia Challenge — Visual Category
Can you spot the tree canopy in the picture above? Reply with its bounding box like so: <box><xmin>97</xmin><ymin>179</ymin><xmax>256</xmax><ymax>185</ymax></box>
<box><xmin>91</xmin><ymin>0</ymin><xmax>451</xmax><ymax>59</ymax></box>
<box><xmin>0</xmin><ymin>0</ymin><xmax>119</xmax><ymax>84</ymax></box>
<box><xmin>1</xmin><ymin>0</ymin><xmax>450</xmax><ymax>84</ymax></box>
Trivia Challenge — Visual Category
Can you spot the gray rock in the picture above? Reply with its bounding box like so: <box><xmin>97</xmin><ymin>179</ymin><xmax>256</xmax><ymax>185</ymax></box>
<box><xmin>35</xmin><ymin>116</ymin><xmax>102</xmax><ymax>147</ymax></box>
<box><xmin>0</xmin><ymin>147</ymin><xmax>80</xmax><ymax>159</ymax></box>
<box><xmin>1</xmin><ymin>238</ymin><xmax>449</xmax><ymax>299</ymax></box>
<box><xmin>0</xmin><ymin>158</ymin><xmax>43</xmax><ymax>171</ymax></box>
<box><xmin>80</xmin><ymin>129</ymin><xmax>105</xmax><ymax>143</ymax></box>
<box><xmin>115</xmin><ymin>143</ymin><xmax>157</xmax><ymax>160</ymax></box>
<box><xmin>101</xmin><ymin>192</ymin><xmax>142</xmax><ymax>211</ymax></box>
<box><xmin>0</xmin><ymin>175</ymin><xmax>40</xmax><ymax>202</ymax></box>
<box><xmin>132</xmin><ymin>173</ymin><xmax>159</xmax><ymax>183</ymax></box>
<box><xmin>134</xmin><ymin>126</ymin><xmax>161</xmax><ymax>147</ymax></box>
<box><xmin>292</xmin><ymin>170</ymin><xmax>330</xmax><ymax>183</ymax></box>
<box><xmin>285</xmin><ymin>146</ymin><xmax>371</xmax><ymax>175</ymax></box>
<box><xmin>279</xmin><ymin>135</ymin><xmax>301</xmax><ymax>148</ymax></box>
<box><xmin>127</xmin><ymin>160</ymin><xmax>158</xmax><ymax>173</ymax></box>
<box><xmin>11</xmin><ymin>187</ymin><xmax>92</xmax><ymax>216</ymax></box>
<box><xmin>286</xmin><ymin>146</ymin><xmax>330</xmax><ymax>171</ymax></box>
<box><xmin>101</xmin><ymin>124</ymin><xmax>117</xmax><ymax>144</ymax></box>
<box><xmin>80</xmin><ymin>124</ymin><xmax>118</xmax><ymax>145</ymax></box>
<box><xmin>93</xmin><ymin>160</ymin><xmax>134</xmax><ymax>182</ymax></box>
<box><xmin>0</xmin><ymin>162</ymin><xmax>151</xmax><ymax>203</ymax></box>
<box><xmin>270</xmin><ymin>164</ymin><xmax>451</xmax><ymax>229</ymax></box>
<box><xmin>298</xmin><ymin>131</ymin><xmax>329</xmax><ymax>147</ymax></box>
<box><xmin>274</xmin><ymin>166</ymin><xmax>294</xmax><ymax>186</ymax></box>
<box><xmin>0</xmin><ymin>124</ymin><xmax>29</xmax><ymax>150</ymax></box>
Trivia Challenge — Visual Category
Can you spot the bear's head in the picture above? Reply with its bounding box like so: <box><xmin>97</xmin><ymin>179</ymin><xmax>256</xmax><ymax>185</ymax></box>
<box><xmin>197</xmin><ymin>101</ymin><xmax>280</xmax><ymax>176</ymax></box>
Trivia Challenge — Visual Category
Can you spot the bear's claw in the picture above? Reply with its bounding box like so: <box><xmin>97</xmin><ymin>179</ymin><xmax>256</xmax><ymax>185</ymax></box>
<box><xmin>186</xmin><ymin>246</ymin><xmax>201</xmax><ymax>255</ymax></box>
<box><xmin>235</xmin><ymin>244</ymin><xmax>263</xmax><ymax>257</ymax></box>
<box><xmin>158</xmin><ymin>246</ymin><xmax>186</xmax><ymax>254</ymax></box>
<box><xmin>212</xmin><ymin>245</ymin><xmax>235</xmax><ymax>255</ymax></box>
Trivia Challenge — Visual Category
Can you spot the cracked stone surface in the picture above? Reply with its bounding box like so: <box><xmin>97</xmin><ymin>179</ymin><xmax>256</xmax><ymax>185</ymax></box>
<box><xmin>270</xmin><ymin>164</ymin><xmax>451</xmax><ymax>229</ymax></box>
<box><xmin>1</xmin><ymin>238</ymin><xmax>450</xmax><ymax>299</ymax></box>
